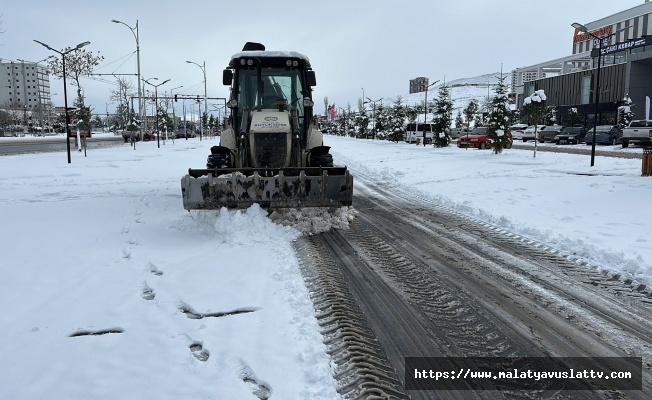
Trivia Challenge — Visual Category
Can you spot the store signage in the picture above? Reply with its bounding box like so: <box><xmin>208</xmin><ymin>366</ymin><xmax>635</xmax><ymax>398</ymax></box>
<box><xmin>590</xmin><ymin>36</ymin><xmax>652</xmax><ymax>57</ymax></box>
<box><xmin>573</xmin><ymin>25</ymin><xmax>612</xmax><ymax>43</ymax></box>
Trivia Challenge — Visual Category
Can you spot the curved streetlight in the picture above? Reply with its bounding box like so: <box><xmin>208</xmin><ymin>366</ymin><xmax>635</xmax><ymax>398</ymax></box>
<box><xmin>572</xmin><ymin>22</ymin><xmax>628</xmax><ymax>166</ymax></box>
<box><xmin>186</xmin><ymin>60</ymin><xmax>207</xmax><ymax>140</ymax></box>
<box><xmin>33</xmin><ymin>39</ymin><xmax>90</xmax><ymax>164</ymax></box>
<box><xmin>112</xmin><ymin>19</ymin><xmax>144</xmax><ymax>138</ymax></box>
<box><xmin>143</xmin><ymin>78</ymin><xmax>170</xmax><ymax>148</ymax></box>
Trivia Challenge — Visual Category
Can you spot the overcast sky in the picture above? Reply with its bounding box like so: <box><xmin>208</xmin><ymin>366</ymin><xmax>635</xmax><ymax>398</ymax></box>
<box><xmin>0</xmin><ymin>0</ymin><xmax>646</xmax><ymax>116</ymax></box>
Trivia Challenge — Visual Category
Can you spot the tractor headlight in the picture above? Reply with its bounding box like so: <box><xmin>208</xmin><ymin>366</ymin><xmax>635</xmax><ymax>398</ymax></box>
<box><xmin>303</xmin><ymin>98</ymin><xmax>314</xmax><ymax>107</ymax></box>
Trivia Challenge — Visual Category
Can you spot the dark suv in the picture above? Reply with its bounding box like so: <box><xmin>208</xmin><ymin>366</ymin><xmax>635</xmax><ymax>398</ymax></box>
<box><xmin>537</xmin><ymin>125</ymin><xmax>563</xmax><ymax>143</ymax></box>
<box><xmin>555</xmin><ymin>126</ymin><xmax>588</xmax><ymax>144</ymax></box>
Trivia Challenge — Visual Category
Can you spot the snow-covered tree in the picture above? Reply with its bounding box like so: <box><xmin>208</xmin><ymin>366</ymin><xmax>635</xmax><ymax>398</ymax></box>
<box><xmin>432</xmin><ymin>84</ymin><xmax>453</xmax><ymax>147</ymax></box>
<box><xmin>47</xmin><ymin>48</ymin><xmax>104</xmax><ymax>103</ymax></box>
<box><xmin>386</xmin><ymin>97</ymin><xmax>406</xmax><ymax>142</ymax></box>
<box><xmin>354</xmin><ymin>105</ymin><xmax>369</xmax><ymax>139</ymax></box>
<box><xmin>522</xmin><ymin>89</ymin><xmax>547</xmax><ymax>157</ymax></box>
<box><xmin>567</xmin><ymin>107</ymin><xmax>578</xmax><ymax>126</ymax></box>
<box><xmin>617</xmin><ymin>94</ymin><xmax>634</xmax><ymax>129</ymax></box>
<box><xmin>455</xmin><ymin>110</ymin><xmax>464</xmax><ymax>128</ymax></box>
<box><xmin>406</xmin><ymin>103</ymin><xmax>420</xmax><ymax>129</ymax></box>
<box><xmin>463</xmin><ymin>100</ymin><xmax>479</xmax><ymax>132</ymax></box>
<box><xmin>545</xmin><ymin>106</ymin><xmax>557</xmax><ymax>125</ymax></box>
<box><xmin>373</xmin><ymin>103</ymin><xmax>388</xmax><ymax>139</ymax></box>
<box><xmin>72</xmin><ymin>96</ymin><xmax>92</xmax><ymax>133</ymax></box>
<box><xmin>486</xmin><ymin>74</ymin><xmax>511</xmax><ymax>154</ymax></box>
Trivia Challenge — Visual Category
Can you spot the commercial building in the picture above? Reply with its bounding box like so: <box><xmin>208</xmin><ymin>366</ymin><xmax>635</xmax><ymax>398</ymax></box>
<box><xmin>0</xmin><ymin>60</ymin><xmax>52</xmax><ymax>128</ymax></box>
<box><xmin>512</xmin><ymin>1</ymin><xmax>652</xmax><ymax>126</ymax></box>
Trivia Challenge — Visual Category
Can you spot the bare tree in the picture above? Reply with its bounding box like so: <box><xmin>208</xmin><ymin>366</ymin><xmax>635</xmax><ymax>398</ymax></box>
<box><xmin>47</xmin><ymin>48</ymin><xmax>104</xmax><ymax>102</ymax></box>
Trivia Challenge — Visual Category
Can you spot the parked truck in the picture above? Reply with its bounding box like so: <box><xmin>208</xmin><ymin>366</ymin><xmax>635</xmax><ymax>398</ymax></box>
<box><xmin>620</xmin><ymin>120</ymin><xmax>652</xmax><ymax>148</ymax></box>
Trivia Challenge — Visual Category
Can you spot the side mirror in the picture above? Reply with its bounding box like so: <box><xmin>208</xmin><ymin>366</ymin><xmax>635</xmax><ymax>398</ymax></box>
<box><xmin>306</xmin><ymin>71</ymin><xmax>316</xmax><ymax>87</ymax></box>
<box><xmin>223</xmin><ymin>69</ymin><xmax>233</xmax><ymax>86</ymax></box>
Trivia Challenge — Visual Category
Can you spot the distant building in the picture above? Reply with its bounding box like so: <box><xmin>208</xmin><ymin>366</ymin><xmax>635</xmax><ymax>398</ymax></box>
<box><xmin>0</xmin><ymin>60</ymin><xmax>52</xmax><ymax>126</ymax></box>
<box><xmin>409</xmin><ymin>77</ymin><xmax>429</xmax><ymax>94</ymax></box>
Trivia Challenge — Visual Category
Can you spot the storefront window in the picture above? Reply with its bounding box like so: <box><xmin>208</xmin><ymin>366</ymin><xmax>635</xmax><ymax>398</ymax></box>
<box><xmin>614</xmin><ymin>51</ymin><xmax>627</xmax><ymax>64</ymax></box>
<box><xmin>581</xmin><ymin>76</ymin><xmax>591</xmax><ymax>105</ymax></box>
<box><xmin>602</xmin><ymin>54</ymin><xmax>615</xmax><ymax>66</ymax></box>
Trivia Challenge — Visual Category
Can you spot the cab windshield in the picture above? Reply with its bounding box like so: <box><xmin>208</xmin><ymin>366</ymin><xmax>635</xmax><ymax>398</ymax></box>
<box><xmin>236</xmin><ymin>66</ymin><xmax>304</xmax><ymax>115</ymax></box>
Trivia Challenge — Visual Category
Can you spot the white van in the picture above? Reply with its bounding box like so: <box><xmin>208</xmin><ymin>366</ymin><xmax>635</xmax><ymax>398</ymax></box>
<box><xmin>405</xmin><ymin>123</ymin><xmax>434</xmax><ymax>144</ymax></box>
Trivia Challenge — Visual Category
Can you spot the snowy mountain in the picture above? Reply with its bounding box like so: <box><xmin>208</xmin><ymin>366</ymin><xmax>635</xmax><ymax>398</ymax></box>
<box><xmin>384</xmin><ymin>72</ymin><xmax>507</xmax><ymax>120</ymax></box>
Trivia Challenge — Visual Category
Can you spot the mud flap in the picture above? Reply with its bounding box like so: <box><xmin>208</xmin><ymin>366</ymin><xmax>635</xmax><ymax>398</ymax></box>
<box><xmin>181</xmin><ymin>167</ymin><xmax>353</xmax><ymax>210</ymax></box>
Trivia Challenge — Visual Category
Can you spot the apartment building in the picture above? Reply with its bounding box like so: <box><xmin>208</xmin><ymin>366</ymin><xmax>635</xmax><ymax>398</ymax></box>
<box><xmin>0</xmin><ymin>60</ymin><xmax>52</xmax><ymax>125</ymax></box>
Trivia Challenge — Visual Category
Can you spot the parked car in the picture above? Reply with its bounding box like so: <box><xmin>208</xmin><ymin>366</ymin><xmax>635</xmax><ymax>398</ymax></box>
<box><xmin>620</xmin><ymin>119</ymin><xmax>652</xmax><ymax>148</ymax></box>
<box><xmin>449</xmin><ymin>127</ymin><xmax>470</xmax><ymax>139</ymax></box>
<box><xmin>175</xmin><ymin>131</ymin><xmax>197</xmax><ymax>139</ymax></box>
<box><xmin>522</xmin><ymin>125</ymin><xmax>546</xmax><ymax>142</ymax></box>
<box><xmin>584</xmin><ymin>125</ymin><xmax>621</xmax><ymax>145</ymax></box>
<box><xmin>456</xmin><ymin>127</ymin><xmax>513</xmax><ymax>149</ymax></box>
<box><xmin>509</xmin><ymin>124</ymin><xmax>528</xmax><ymax>140</ymax></box>
<box><xmin>122</xmin><ymin>130</ymin><xmax>154</xmax><ymax>142</ymax></box>
<box><xmin>69</xmin><ymin>130</ymin><xmax>92</xmax><ymax>138</ymax></box>
<box><xmin>538</xmin><ymin>125</ymin><xmax>563</xmax><ymax>143</ymax></box>
<box><xmin>555</xmin><ymin>126</ymin><xmax>588</xmax><ymax>144</ymax></box>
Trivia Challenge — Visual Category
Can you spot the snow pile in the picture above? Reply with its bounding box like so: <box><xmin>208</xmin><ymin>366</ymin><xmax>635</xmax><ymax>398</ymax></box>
<box><xmin>269</xmin><ymin>206</ymin><xmax>356</xmax><ymax>235</ymax></box>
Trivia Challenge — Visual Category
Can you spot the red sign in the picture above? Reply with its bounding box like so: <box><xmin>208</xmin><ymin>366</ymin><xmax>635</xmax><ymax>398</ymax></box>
<box><xmin>573</xmin><ymin>25</ymin><xmax>613</xmax><ymax>43</ymax></box>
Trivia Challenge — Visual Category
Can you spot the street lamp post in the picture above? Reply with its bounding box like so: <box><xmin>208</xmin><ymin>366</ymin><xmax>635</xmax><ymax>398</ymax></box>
<box><xmin>112</xmin><ymin>19</ymin><xmax>144</xmax><ymax>139</ymax></box>
<box><xmin>572</xmin><ymin>22</ymin><xmax>604</xmax><ymax>167</ymax></box>
<box><xmin>572</xmin><ymin>22</ymin><xmax>628</xmax><ymax>166</ymax></box>
<box><xmin>186</xmin><ymin>60</ymin><xmax>207</xmax><ymax>140</ymax></box>
<box><xmin>143</xmin><ymin>78</ymin><xmax>170</xmax><ymax>148</ymax></box>
<box><xmin>33</xmin><ymin>39</ymin><xmax>90</xmax><ymax>164</ymax></box>
<box><xmin>365</xmin><ymin>97</ymin><xmax>383</xmax><ymax>140</ymax></box>
<box><xmin>422</xmin><ymin>80</ymin><xmax>440</xmax><ymax>146</ymax></box>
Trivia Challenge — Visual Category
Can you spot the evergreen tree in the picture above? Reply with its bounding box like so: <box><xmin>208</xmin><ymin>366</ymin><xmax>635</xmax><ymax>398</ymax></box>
<box><xmin>432</xmin><ymin>84</ymin><xmax>453</xmax><ymax>147</ymax></box>
<box><xmin>545</xmin><ymin>106</ymin><xmax>557</xmax><ymax>125</ymax></box>
<box><xmin>72</xmin><ymin>96</ymin><xmax>92</xmax><ymax>133</ymax></box>
<box><xmin>373</xmin><ymin>103</ymin><xmax>388</xmax><ymax>139</ymax></box>
<box><xmin>486</xmin><ymin>74</ymin><xmax>512</xmax><ymax>154</ymax></box>
<box><xmin>463</xmin><ymin>100</ymin><xmax>479</xmax><ymax>132</ymax></box>
<box><xmin>455</xmin><ymin>110</ymin><xmax>464</xmax><ymax>128</ymax></box>
<box><xmin>617</xmin><ymin>94</ymin><xmax>634</xmax><ymax>129</ymax></box>
<box><xmin>567</xmin><ymin>108</ymin><xmax>578</xmax><ymax>126</ymax></box>
<box><xmin>386</xmin><ymin>97</ymin><xmax>406</xmax><ymax>142</ymax></box>
<box><xmin>354</xmin><ymin>102</ymin><xmax>369</xmax><ymax>139</ymax></box>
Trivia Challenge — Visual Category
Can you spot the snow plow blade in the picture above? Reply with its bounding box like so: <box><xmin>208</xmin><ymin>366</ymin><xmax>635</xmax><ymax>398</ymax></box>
<box><xmin>181</xmin><ymin>167</ymin><xmax>353</xmax><ymax>210</ymax></box>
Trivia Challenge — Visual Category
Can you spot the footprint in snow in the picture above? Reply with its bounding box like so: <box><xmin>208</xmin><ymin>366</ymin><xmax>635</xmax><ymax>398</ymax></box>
<box><xmin>141</xmin><ymin>283</ymin><xmax>155</xmax><ymax>301</ymax></box>
<box><xmin>236</xmin><ymin>360</ymin><xmax>271</xmax><ymax>399</ymax></box>
<box><xmin>189</xmin><ymin>342</ymin><xmax>209</xmax><ymax>362</ymax></box>
<box><xmin>147</xmin><ymin>262</ymin><xmax>163</xmax><ymax>276</ymax></box>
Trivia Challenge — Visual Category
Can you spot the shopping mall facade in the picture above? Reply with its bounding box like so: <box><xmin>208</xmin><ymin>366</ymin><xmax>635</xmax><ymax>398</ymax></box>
<box><xmin>512</xmin><ymin>1</ymin><xmax>652</xmax><ymax>126</ymax></box>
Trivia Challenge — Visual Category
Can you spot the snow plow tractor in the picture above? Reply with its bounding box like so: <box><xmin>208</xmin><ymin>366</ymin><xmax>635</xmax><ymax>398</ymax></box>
<box><xmin>181</xmin><ymin>42</ymin><xmax>353</xmax><ymax>210</ymax></box>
